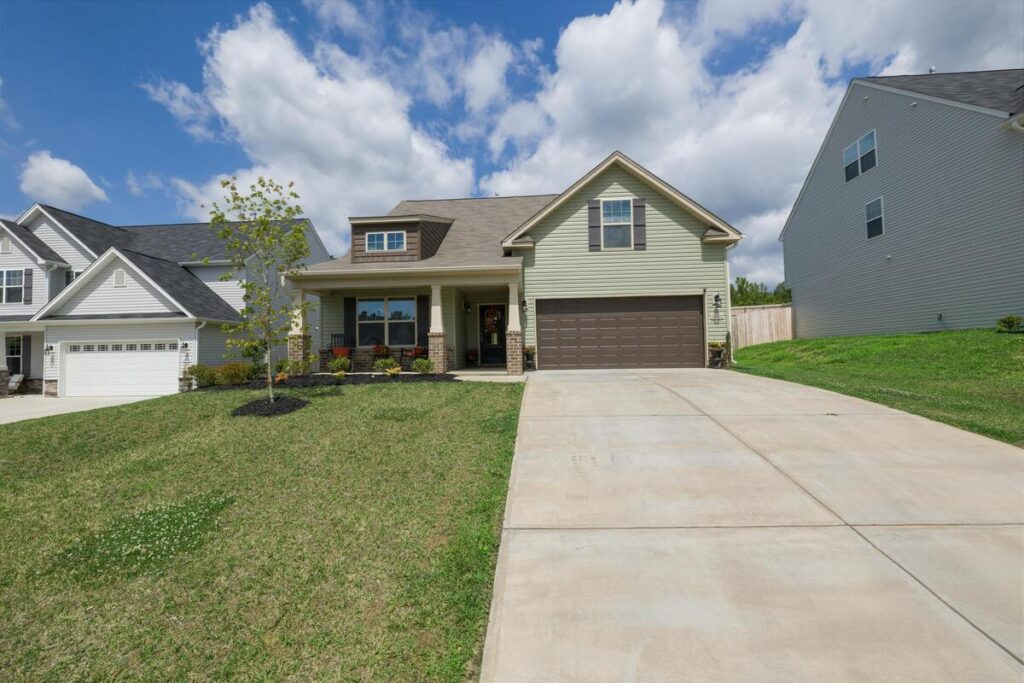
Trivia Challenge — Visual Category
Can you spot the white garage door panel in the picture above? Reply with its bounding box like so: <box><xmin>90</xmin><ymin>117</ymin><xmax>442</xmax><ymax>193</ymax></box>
<box><xmin>63</xmin><ymin>343</ymin><xmax>180</xmax><ymax>396</ymax></box>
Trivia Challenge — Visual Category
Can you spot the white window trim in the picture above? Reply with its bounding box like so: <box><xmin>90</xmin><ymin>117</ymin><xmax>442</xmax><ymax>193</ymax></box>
<box><xmin>365</xmin><ymin>230</ymin><xmax>407</xmax><ymax>253</ymax></box>
<box><xmin>599</xmin><ymin>198</ymin><xmax>634</xmax><ymax>251</ymax></box>
<box><xmin>844</xmin><ymin>129</ymin><xmax>878</xmax><ymax>181</ymax></box>
<box><xmin>865</xmin><ymin>196</ymin><xmax>884</xmax><ymax>240</ymax></box>
<box><xmin>113</xmin><ymin>268</ymin><xmax>127</xmax><ymax>288</ymax></box>
<box><xmin>5</xmin><ymin>334</ymin><xmax>22</xmax><ymax>374</ymax></box>
<box><xmin>355</xmin><ymin>297</ymin><xmax>418</xmax><ymax>347</ymax></box>
<box><xmin>1</xmin><ymin>269</ymin><xmax>25</xmax><ymax>304</ymax></box>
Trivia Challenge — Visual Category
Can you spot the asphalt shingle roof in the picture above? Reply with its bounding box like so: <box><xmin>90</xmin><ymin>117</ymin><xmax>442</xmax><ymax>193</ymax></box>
<box><xmin>118</xmin><ymin>249</ymin><xmax>241</xmax><ymax>322</ymax></box>
<box><xmin>0</xmin><ymin>219</ymin><xmax>67</xmax><ymax>264</ymax></box>
<box><xmin>305</xmin><ymin>194</ymin><xmax>557</xmax><ymax>273</ymax></box>
<box><xmin>862</xmin><ymin>69</ymin><xmax>1024</xmax><ymax>115</ymax></box>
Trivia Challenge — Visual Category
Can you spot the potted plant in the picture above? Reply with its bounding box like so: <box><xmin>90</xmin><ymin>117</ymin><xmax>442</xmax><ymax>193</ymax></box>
<box><xmin>523</xmin><ymin>345</ymin><xmax>536</xmax><ymax>370</ymax></box>
<box><xmin>466</xmin><ymin>349</ymin><xmax>479</xmax><ymax>365</ymax></box>
<box><xmin>708</xmin><ymin>341</ymin><xmax>727</xmax><ymax>368</ymax></box>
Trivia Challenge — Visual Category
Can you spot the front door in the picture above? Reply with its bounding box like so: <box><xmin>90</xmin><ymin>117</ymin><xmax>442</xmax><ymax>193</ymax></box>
<box><xmin>479</xmin><ymin>304</ymin><xmax>507</xmax><ymax>366</ymax></box>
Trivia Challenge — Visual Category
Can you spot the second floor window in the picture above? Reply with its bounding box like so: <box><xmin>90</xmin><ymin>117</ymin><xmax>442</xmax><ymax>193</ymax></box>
<box><xmin>366</xmin><ymin>231</ymin><xmax>406</xmax><ymax>252</ymax></box>
<box><xmin>601</xmin><ymin>199</ymin><xmax>633</xmax><ymax>249</ymax></box>
<box><xmin>1</xmin><ymin>270</ymin><xmax>24</xmax><ymax>303</ymax></box>
<box><xmin>866</xmin><ymin>197</ymin><xmax>884</xmax><ymax>239</ymax></box>
<box><xmin>844</xmin><ymin>131</ymin><xmax>876</xmax><ymax>181</ymax></box>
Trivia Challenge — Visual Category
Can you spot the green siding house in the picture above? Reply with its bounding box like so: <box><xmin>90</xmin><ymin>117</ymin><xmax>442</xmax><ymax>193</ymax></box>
<box><xmin>288</xmin><ymin>152</ymin><xmax>743</xmax><ymax>374</ymax></box>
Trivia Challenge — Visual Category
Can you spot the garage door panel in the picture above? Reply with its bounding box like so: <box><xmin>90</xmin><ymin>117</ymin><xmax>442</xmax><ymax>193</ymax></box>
<box><xmin>536</xmin><ymin>296</ymin><xmax>704</xmax><ymax>370</ymax></box>
<box><xmin>63</xmin><ymin>341</ymin><xmax>180</xmax><ymax>396</ymax></box>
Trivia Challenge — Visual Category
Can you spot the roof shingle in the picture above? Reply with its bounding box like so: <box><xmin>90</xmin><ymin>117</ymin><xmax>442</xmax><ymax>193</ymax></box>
<box><xmin>862</xmin><ymin>68</ymin><xmax>1024</xmax><ymax>115</ymax></box>
<box><xmin>0</xmin><ymin>219</ymin><xmax>67</xmax><ymax>264</ymax></box>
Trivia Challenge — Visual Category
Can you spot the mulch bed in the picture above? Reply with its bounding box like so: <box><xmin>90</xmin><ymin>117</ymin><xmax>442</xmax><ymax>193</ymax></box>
<box><xmin>232</xmin><ymin>396</ymin><xmax>309</xmax><ymax>417</ymax></box>
<box><xmin>208</xmin><ymin>373</ymin><xmax>457</xmax><ymax>391</ymax></box>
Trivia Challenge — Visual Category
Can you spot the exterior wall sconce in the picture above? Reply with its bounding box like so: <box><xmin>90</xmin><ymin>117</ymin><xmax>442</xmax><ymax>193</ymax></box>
<box><xmin>463</xmin><ymin>300</ymin><xmax>471</xmax><ymax>313</ymax></box>
<box><xmin>180</xmin><ymin>342</ymin><xmax>189</xmax><ymax>349</ymax></box>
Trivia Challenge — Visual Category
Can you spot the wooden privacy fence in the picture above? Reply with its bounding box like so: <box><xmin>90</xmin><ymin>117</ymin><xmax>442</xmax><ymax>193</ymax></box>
<box><xmin>730</xmin><ymin>304</ymin><xmax>793</xmax><ymax>350</ymax></box>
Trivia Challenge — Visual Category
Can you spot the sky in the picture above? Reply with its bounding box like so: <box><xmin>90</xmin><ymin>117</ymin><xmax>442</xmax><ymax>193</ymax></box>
<box><xmin>0</xmin><ymin>0</ymin><xmax>1021</xmax><ymax>285</ymax></box>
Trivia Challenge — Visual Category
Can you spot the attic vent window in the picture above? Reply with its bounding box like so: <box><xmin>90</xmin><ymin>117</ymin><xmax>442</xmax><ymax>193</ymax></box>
<box><xmin>0</xmin><ymin>237</ymin><xmax>10</xmax><ymax>254</ymax></box>
<box><xmin>843</xmin><ymin>130</ymin><xmax>876</xmax><ymax>181</ymax></box>
<box><xmin>113</xmin><ymin>268</ymin><xmax>127</xmax><ymax>288</ymax></box>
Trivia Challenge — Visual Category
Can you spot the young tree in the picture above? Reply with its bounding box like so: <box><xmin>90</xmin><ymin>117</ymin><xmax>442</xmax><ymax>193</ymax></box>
<box><xmin>208</xmin><ymin>177</ymin><xmax>312</xmax><ymax>402</ymax></box>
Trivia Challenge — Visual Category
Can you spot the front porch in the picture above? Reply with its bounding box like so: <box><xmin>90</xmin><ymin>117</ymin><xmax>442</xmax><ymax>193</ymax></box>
<box><xmin>1</xmin><ymin>326</ymin><xmax>45</xmax><ymax>396</ymax></box>
<box><xmin>290</xmin><ymin>274</ymin><xmax>525</xmax><ymax>375</ymax></box>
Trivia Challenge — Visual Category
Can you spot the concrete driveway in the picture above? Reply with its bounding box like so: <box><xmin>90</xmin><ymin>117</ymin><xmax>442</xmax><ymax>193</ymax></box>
<box><xmin>0</xmin><ymin>394</ymin><xmax>157</xmax><ymax>425</ymax></box>
<box><xmin>481</xmin><ymin>369</ymin><xmax>1023</xmax><ymax>682</ymax></box>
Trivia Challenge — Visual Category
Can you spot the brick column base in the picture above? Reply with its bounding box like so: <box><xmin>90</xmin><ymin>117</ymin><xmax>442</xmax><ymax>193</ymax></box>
<box><xmin>428</xmin><ymin>332</ymin><xmax>448</xmax><ymax>374</ymax></box>
<box><xmin>0</xmin><ymin>368</ymin><xmax>8</xmax><ymax>397</ymax></box>
<box><xmin>287</xmin><ymin>335</ymin><xmax>312</xmax><ymax>370</ymax></box>
<box><xmin>44</xmin><ymin>380</ymin><xmax>59</xmax><ymax>397</ymax></box>
<box><xmin>505</xmin><ymin>330</ymin><xmax>524</xmax><ymax>375</ymax></box>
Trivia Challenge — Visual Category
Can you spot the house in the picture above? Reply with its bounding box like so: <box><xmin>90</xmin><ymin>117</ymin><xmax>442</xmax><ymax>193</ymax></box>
<box><xmin>0</xmin><ymin>204</ymin><xmax>329</xmax><ymax>397</ymax></box>
<box><xmin>781</xmin><ymin>68</ymin><xmax>1024</xmax><ymax>338</ymax></box>
<box><xmin>285</xmin><ymin>151</ymin><xmax>742</xmax><ymax>374</ymax></box>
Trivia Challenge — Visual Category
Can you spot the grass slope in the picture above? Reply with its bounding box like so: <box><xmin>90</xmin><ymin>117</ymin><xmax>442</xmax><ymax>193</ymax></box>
<box><xmin>734</xmin><ymin>329</ymin><xmax>1024</xmax><ymax>446</ymax></box>
<box><xmin>0</xmin><ymin>382</ymin><xmax>523</xmax><ymax>681</ymax></box>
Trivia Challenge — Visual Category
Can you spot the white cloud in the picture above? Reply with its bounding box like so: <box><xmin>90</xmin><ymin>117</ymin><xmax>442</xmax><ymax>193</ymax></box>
<box><xmin>0</xmin><ymin>76</ymin><xmax>19</xmax><ymax>132</ymax></box>
<box><xmin>19</xmin><ymin>151</ymin><xmax>109</xmax><ymax>210</ymax></box>
<box><xmin>140</xmin><ymin>78</ymin><xmax>216</xmax><ymax>141</ymax></box>
<box><xmin>480</xmin><ymin>0</ymin><xmax>1023</xmax><ymax>284</ymax></box>
<box><xmin>462</xmin><ymin>36</ymin><xmax>515</xmax><ymax>115</ymax></box>
<box><xmin>162</xmin><ymin>2</ymin><xmax>474</xmax><ymax>254</ymax></box>
<box><xmin>126</xmin><ymin>170</ymin><xmax>165</xmax><ymax>196</ymax></box>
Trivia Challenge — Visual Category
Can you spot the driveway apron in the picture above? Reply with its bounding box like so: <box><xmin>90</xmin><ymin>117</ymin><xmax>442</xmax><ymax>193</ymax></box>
<box><xmin>481</xmin><ymin>369</ymin><xmax>1024</xmax><ymax>682</ymax></box>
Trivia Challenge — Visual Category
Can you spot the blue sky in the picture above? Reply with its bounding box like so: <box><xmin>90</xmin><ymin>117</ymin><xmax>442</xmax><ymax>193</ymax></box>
<box><xmin>1</xmin><ymin>0</ymin><xmax>1020</xmax><ymax>283</ymax></box>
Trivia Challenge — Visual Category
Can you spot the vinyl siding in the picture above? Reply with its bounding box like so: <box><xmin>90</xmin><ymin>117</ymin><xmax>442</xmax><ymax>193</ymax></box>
<box><xmin>25</xmin><ymin>213</ymin><xmax>94</xmax><ymax>271</ymax></box>
<box><xmin>44</xmin><ymin>322</ymin><xmax>198</xmax><ymax>380</ymax></box>
<box><xmin>522</xmin><ymin>165</ymin><xmax>729</xmax><ymax>346</ymax></box>
<box><xmin>52</xmin><ymin>258</ymin><xmax>179</xmax><ymax>317</ymax></box>
<box><xmin>197</xmin><ymin>323</ymin><xmax>242</xmax><ymax>366</ymax></box>
<box><xmin>187</xmin><ymin>265</ymin><xmax>245</xmax><ymax>310</ymax></box>
<box><xmin>783</xmin><ymin>82</ymin><xmax>1024</xmax><ymax>337</ymax></box>
<box><xmin>0</xmin><ymin>239</ymin><xmax>46</xmax><ymax>316</ymax></box>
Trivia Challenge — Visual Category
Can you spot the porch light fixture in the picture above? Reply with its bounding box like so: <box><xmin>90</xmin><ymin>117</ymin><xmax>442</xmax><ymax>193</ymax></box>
<box><xmin>44</xmin><ymin>344</ymin><xmax>54</xmax><ymax>355</ymax></box>
<box><xmin>180</xmin><ymin>342</ymin><xmax>189</xmax><ymax>349</ymax></box>
<box><xmin>463</xmin><ymin>300</ymin><xmax>471</xmax><ymax>313</ymax></box>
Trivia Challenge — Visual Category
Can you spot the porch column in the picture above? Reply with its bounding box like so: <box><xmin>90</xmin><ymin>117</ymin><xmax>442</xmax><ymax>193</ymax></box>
<box><xmin>428</xmin><ymin>284</ymin><xmax>448</xmax><ymax>373</ymax></box>
<box><xmin>506</xmin><ymin>282</ymin><xmax>524</xmax><ymax>375</ymax></box>
<box><xmin>288</xmin><ymin>289</ymin><xmax>312</xmax><ymax>369</ymax></box>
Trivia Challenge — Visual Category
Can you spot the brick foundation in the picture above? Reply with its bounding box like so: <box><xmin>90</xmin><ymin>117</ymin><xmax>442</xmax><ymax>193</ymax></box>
<box><xmin>0</xmin><ymin>368</ymin><xmax>8</xmax><ymax>397</ymax></box>
<box><xmin>22</xmin><ymin>378</ymin><xmax>43</xmax><ymax>395</ymax></box>
<box><xmin>44</xmin><ymin>380</ymin><xmax>59</xmax><ymax>397</ymax></box>
<box><xmin>287</xmin><ymin>335</ymin><xmax>312</xmax><ymax>369</ymax></box>
<box><xmin>505</xmin><ymin>330</ymin><xmax>524</xmax><ymax>375</ymax></box>
<box><xmin>428</xmin><ymin>332</ymin><xmax>448</xmax><ymax>374</ymax></box>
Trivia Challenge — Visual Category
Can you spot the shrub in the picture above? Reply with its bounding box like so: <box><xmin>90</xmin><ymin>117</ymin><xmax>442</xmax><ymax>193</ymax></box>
<box><xmin>327</xmin><ymin>356</ymin><xmax>351</xmax><ymax>373</ymax></box>
<box><xmin>249</xmin><ymin>363</ymin><xmax>267</xmax><ymax>380</ymax></box>
<box><xmin>274</xmin><ymin>359</ymin><xmax>289</xmax><ymax>374</ymax></box>
<box><xmin>284</xmin><ymin>357</ymin><xmax>311</xmax><ymax>377</ymax></box>
<box><xmin>996</xmin><ymin>315</ymin><xmax>1023</xmax><ymax>333</ymax></box>
<box><xmin>215</xmin><ymin>362</ymin><xmax>253</xmax><ymax>386</ymax></box>
<box><xmin>274</xmin><ymin>371</ymin><xmax>289</xmax><ymax>384</ymax></box>
<box><xmin>410</xmin><ymin>357</ymin><xmax>434</xmax><ymax>374</ymax></box>
<box><xmin>334</xmin><ymin>370</ymin><xmax>346</xmax><ymax>381</ymax></box>
<box><xmin>183</xmin><ymin>364</ymin><xmax>217</xmax><ymax>389</ymax></box>
<box><xmin>373</xmin><ymin>357</ymin><xmax>399</xmax><ymax>373</ymax></box>
<box><xmin>385</xmin><ymin>366</ymin><xmax>402</xmax><ymax>377</ymax></box>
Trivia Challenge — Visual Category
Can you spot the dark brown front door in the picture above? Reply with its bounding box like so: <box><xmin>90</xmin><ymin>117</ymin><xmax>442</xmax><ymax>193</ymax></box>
<box><xmin>536</xmin><ymin>296</ymin><xmax>704</xmax><ymax>369</ymax></box>
<box><xmin>479</xmin><ymin>304</ymin><xmax>507</xmax><ymax>366</ymax></box>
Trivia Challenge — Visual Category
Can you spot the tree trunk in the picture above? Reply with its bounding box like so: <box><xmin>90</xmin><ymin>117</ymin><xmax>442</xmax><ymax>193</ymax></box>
<box><xmin>266</xmin><ymin>346</ymin><xmax>275</xmax><ymax>403</ymax></box>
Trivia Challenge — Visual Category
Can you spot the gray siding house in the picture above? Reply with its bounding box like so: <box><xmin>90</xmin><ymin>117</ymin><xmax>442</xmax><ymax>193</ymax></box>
<box><xmin>781</xmin><ymin>69</ymin><xmax>1024</xmax><ymax>338</ymax></box>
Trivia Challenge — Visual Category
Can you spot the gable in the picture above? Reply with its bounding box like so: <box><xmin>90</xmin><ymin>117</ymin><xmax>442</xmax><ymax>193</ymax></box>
<box><xmin>0</xmin><ymin>237</ymin><xmax>46</xmax><ymax>316</ymax></box>
<box><xmin>24</xmin><ymin>212</ymin><xmax>94</xmax><ymax>270</ymax></box>
<box><xmin>48</xmin><ymin>256</ymin><xmax>180</xmax><ymax>318</ymax></box>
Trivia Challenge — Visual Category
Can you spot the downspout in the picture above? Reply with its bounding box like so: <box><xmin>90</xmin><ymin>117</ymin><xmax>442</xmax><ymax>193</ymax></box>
<box><xmin>193</xmin><ymin>321</ymin><xmax>206</xmax><ymax>374</ymax></box>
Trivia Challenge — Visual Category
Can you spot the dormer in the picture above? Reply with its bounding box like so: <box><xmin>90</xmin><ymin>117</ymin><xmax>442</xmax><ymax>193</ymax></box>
<box><xmin>348</xmin><ymin>214</ymin><xmax>454</xmax><ymax>263</ymax></box>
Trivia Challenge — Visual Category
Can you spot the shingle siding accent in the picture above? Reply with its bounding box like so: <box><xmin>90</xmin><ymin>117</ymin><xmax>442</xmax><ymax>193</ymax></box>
<box><xmin>522</xmin><ymin>165</ymin><xmax>730</xmax><ymax>347</ymax></box>
<box><xmin>783</xmin><ymin>82</ymin><xmax>1024</xmax><ymax>338</ymax></box>
<box><xmin>351</xmin><ymin>224</ymin><xmax>421</xmax><ymax>263</ymax></box>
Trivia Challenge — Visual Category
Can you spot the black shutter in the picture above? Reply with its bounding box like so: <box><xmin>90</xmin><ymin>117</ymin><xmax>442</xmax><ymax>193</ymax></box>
<box><xmin>416</xmin><ymin>295</ymin><xmax>429</xmax><ymax>348</ymax></box>
<box><xmin>23</xmin><ymin>269</ymin><xmax>32</xmax><ymax>304</ymax></box>
<box><xmin>343</xmin><ymin>297</ymin><xmax>356</xmax><ymax>347</ymax></box>
<box><xmin>21</xmin><ymin>335</ymin><xmax>31</xmax><ymax>378</ymax></box>
<box><xmin>588</xmin><ymin>200</ymin><xmax>601</xmax><ymax>251</ymax></box>
<box><xmin>632</xmin><ymin>198</ymin><xmax>646</xmax><ymax>251</ymax></box>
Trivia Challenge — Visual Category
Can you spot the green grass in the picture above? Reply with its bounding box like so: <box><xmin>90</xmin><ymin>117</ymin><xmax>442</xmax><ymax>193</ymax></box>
<box><xmin>0</xmin><ymin>381</ymin><xmax>523</xmax><ymax>681</ymax></box>
<box><xmin>734</xmin><ymin>329</ymin><xmax>1024</xmax><ymax>446</ymax></box>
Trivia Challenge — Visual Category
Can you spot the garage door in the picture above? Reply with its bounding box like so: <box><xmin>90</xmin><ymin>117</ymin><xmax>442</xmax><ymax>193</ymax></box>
<box><xmin>536</xmin><ymin>296</ymin><xmax>705</xmax><ymax>369</ymax></box>
<box><xmin>63</xmin><ymin>340</ymin><xmax>181</xmax><ymax>396</ymax></box>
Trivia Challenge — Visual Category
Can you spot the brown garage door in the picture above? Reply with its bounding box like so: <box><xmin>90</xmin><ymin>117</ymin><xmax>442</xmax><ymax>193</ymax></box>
<box><xmin>535</xmin><ymin>296</ymin><xmax>705</xmax><ymax>369</ymax></box>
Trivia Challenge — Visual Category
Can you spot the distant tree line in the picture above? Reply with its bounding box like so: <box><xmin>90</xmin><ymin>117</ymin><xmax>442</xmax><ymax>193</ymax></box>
<box><xmin>730</xmin><ymin>277</ymin><xmax>792</xmax><ymax>307</ymax></box>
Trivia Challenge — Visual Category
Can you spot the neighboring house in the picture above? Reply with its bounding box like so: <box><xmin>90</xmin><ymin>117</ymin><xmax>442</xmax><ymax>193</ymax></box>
<box><xmin>0</xmin><ymin>205</ymin><xmax>328</xmax><ymax>397</ymax></box>
<box><xmin>781</xmin><ymin>68</ymin><xmax>1024</xmax><ymax>338</ymax></box>
<box><xmin>286</xmin><ymin>151</ymin><xmax>742</xmax><ymax>374</ymax></box>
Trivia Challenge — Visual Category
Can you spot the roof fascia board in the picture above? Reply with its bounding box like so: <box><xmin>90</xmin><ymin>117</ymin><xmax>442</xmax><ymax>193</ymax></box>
<box><xmin>41</xmin><ymin>316</ymin><xmax>197</xmax><ymax>327</ymax></box>
<box><xmin>16</xmin><ymin>204</ymin><xmax>100</xmax><ymax>259</ymax></box>
<box><xmin>291</xmin><ymin>263</ymin><xmax>522</xmax><ymax>279</ymax></box>
<box><xmin>502</xmin><ymin>152</ymin><xmax>742</xmax><ymax>246</ymax></box>
<box><xmin>855</xmin><ymin>79</ymin><xmax>1011</xmax><ymax>118</ymax></box>
<box><xmin>32</xmin><ymin>248</ymin><xmax>195</xmax><ymax>321</ymax></box>
<box><xmin>349</xmin><ymin>214</ymin><xmax>454</xmax><ymax>226</ymax></box>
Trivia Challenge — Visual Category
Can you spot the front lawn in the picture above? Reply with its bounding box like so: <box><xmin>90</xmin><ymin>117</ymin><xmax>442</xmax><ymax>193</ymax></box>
<box><xmin>0</xmin><ymin>382</ymin><xmax>523</xmax><ymax>681</ymax></box>
<box><xmin>733</xmin><ymin>329</ymin><xmax>1024</xmax><ymax>446</ymax></box>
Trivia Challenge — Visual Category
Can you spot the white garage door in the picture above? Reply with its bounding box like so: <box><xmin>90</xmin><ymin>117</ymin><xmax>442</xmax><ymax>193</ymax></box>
<box><xmin>63</xmin><ymin>340</ymin><xmax>181</xmax><ymax>397</ymax></box>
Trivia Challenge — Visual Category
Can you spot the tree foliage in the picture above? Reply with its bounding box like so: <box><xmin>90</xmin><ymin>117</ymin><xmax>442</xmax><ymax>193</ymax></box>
<box><xmin>208</xmin><ymin>176</ymin><xmax>312</xmax><ymax>402</ymax></box>
<box><xmin>730</xmin><ymin>277</ymin><xmax>792</xmax><ymax>307</ymax></box>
